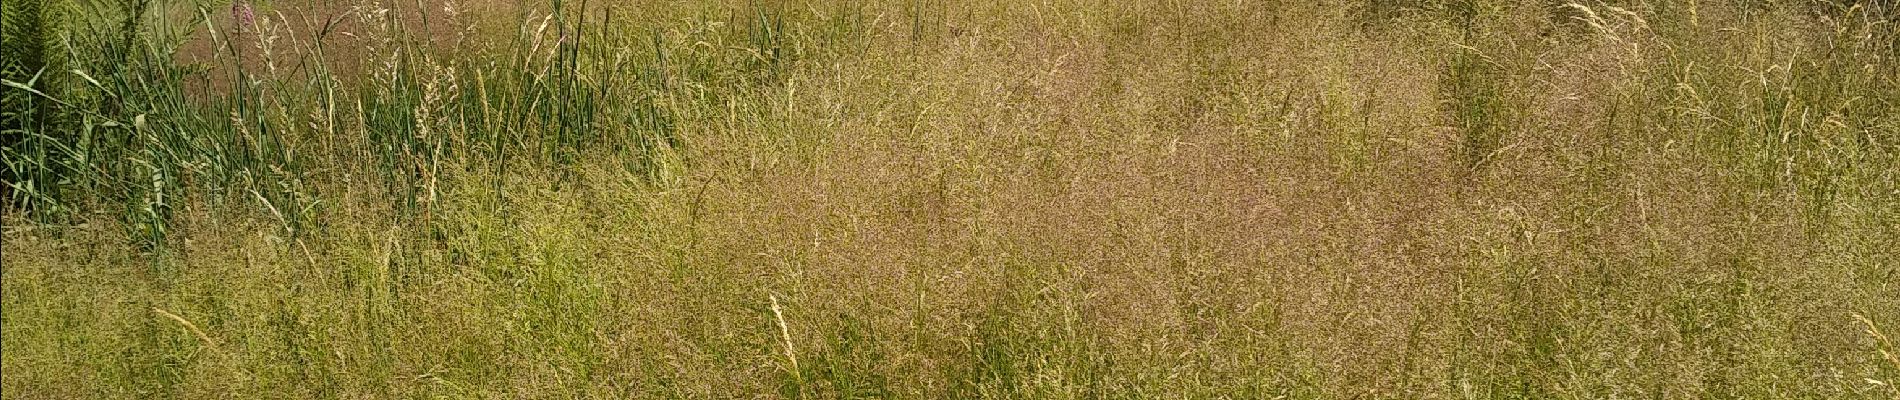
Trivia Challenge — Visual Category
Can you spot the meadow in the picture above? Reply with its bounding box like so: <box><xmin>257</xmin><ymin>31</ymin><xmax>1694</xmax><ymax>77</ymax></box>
<box><xmin>3</xmin><ymin>0</ymin><xmax>1898</xmax><ymax>398</ymax></box>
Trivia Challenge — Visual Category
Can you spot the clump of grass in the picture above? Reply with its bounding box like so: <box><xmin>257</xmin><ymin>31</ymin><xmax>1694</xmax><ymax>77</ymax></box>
<box><xmin>1442</xmin><ymin>43</ymin><xmax>1507</xmax><ymax>172</ymax></box>
<box><xmin>1438</xmin><ymin>0</ymin><xmax>1513</xmax><ymax>174</ymax></box>
<box><xmin>3</xmin><ymin>0</ymin><xmax>1897</xmax><ymax>398</ymax></box>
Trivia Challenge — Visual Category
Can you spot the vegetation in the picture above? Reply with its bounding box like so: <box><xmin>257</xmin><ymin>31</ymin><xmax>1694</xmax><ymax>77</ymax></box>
<box><xmin>3</xmin><ymin>0</ymin><xmax>1897</xmax><ymax>398</ymax></box>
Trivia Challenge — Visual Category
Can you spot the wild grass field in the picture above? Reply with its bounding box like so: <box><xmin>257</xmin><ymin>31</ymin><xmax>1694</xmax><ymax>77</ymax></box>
<box><xmin>3</xmin><ymin>0</ymin><xmax>1898</xmax><ymax>398</ymax></box>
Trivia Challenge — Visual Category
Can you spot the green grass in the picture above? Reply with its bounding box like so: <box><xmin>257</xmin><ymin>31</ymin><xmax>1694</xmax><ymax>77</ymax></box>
<box><xmin>4</xmin><ymin>0</ymin><xmax>1899</xmax><ymax>398</ymax></box>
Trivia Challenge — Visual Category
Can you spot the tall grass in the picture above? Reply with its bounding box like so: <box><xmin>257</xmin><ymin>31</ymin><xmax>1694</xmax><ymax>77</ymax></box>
<box><xmin>3</xmin><ymin>0</ymin><xmax>1897</xmax><ymax>398</ymax></box>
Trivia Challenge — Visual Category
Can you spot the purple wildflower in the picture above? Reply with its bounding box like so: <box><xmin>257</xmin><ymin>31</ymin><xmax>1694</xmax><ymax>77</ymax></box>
<box><xmin>232</xmin><ymin>1</ymin><xmax>256</xmax><ymax>33</ymax></box>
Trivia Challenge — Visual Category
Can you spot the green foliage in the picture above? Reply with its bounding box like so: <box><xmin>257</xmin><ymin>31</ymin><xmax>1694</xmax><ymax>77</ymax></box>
<box><xmin>1</xmin><ymin>0</ymin><xmax>71</xmax><ymax>213</ymax></box>
<box><xmin>0</xmin><ymin>0</ymin><xmax>69</xmax><ymax>80</ymax></box>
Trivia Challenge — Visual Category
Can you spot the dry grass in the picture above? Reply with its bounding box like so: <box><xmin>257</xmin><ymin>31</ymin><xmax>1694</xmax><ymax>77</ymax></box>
<box><xmin>4</xmin><ymin>0</ymin><xmax>1898</xmax><ymax>398</ymax></box>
